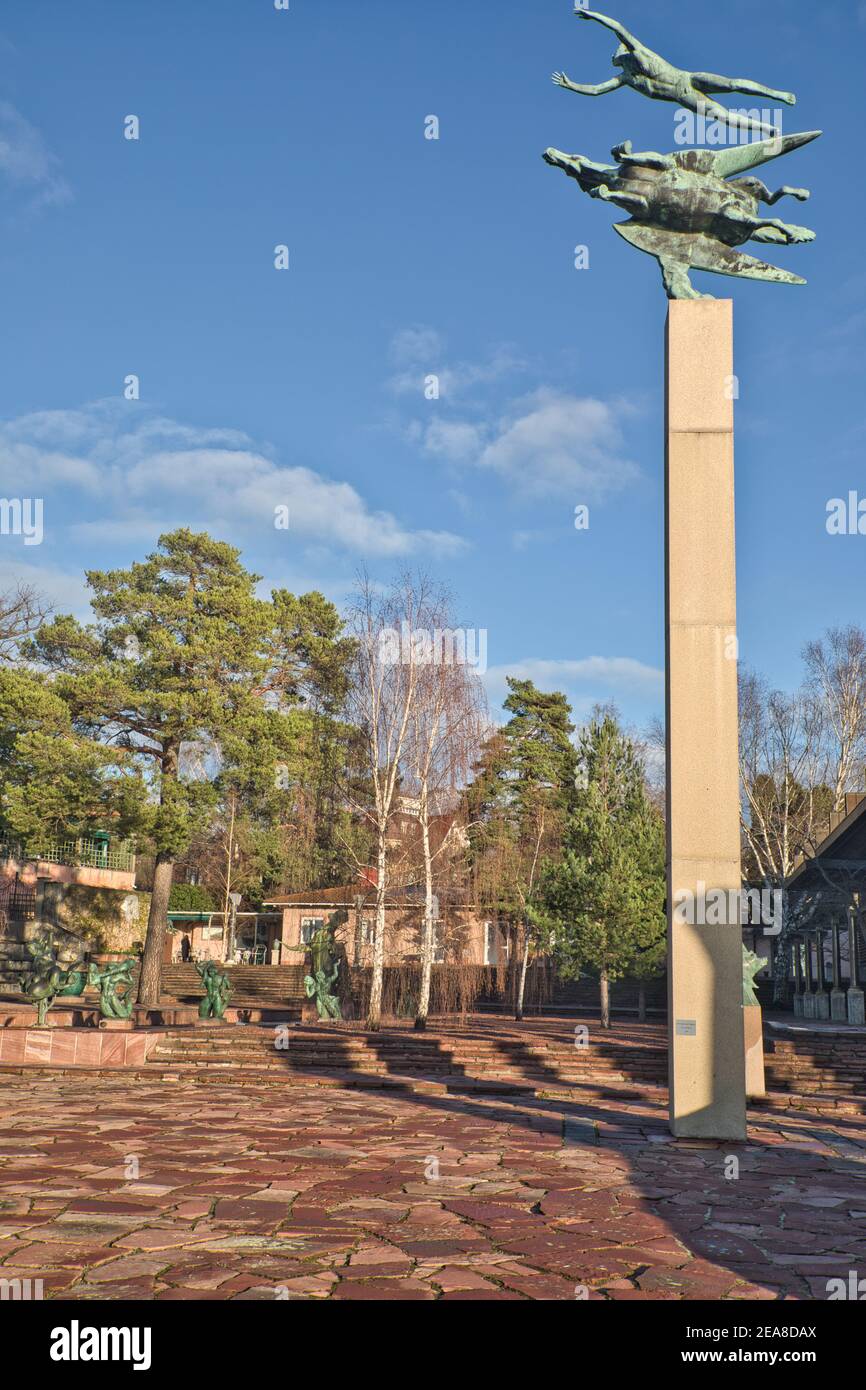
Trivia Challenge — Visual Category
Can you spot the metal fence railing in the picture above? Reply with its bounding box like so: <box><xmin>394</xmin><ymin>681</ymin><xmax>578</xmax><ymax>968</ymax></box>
<box><xmin>0</xmin><ymin>836</ymin><xmax>136</xmax><ymax>874</ymax></box>
<box><xmin>0</xmin><ymin>877</ymin><xmax>36</xmax><ymax>921</ymax></box>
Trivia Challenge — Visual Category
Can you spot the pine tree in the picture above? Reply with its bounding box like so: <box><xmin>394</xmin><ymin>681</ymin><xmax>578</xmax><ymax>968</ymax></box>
<box><xmin>29</xmin><ymin>529</ymin><xmax>351</xmax><ymax>1005</ymax></box>
<box><xmin>538</xmin><ymin>709</ymin><xmax>665</xmax><ymax>1028</ymax></box>
<box><xmin>0</xmin><ymin>668</ymin><xmax>145</xmax><ymax>845</ymax></box>
<box><xmin>469</xmin><ymin>678</ymin><xmax>576</xmax><ymax>1019</ymax></box>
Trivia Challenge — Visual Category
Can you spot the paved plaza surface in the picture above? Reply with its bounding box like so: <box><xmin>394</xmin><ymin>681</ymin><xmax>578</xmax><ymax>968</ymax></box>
<box><xmin>1</xmin><ymin>1060</ymin><xmax>865</xmax><ymax>1301</ymax></box>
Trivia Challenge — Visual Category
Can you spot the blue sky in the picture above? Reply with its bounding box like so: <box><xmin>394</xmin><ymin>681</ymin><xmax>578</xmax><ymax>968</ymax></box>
<box><xmin>0</xmin><ymin>0</ymin><xmax>863</xmax><ymax>732</ymax></box>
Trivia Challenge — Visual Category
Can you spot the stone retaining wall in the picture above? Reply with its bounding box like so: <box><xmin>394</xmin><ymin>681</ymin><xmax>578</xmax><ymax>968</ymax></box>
<box><xmin>0</xmin><ymin>1026</ymin><xmax>163</xmax><ymax>1067</ymax></box>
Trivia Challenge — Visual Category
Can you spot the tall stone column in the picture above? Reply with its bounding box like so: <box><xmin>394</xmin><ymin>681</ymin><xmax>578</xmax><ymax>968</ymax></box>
<box><xmin>666</xmin><ymin>299</ymin><xmax>746</xmax><ymax>1140</ymax></box>
<box><xmin>803</xmin><ymin>936</ymin><xmax>816</xmax><ymax>1019</ymax></box>
<box><xmin>815</xmin><ymin>927</ymin><xmax>830</xmax><ymax>1019</ymax></box>
<box><xmin>830</xmin><ymin>919</ymin><xmax>847</xmax><ymax>1021</ymax></box>
<box><xmin>791</xmin><ymin>939</ymin><xmax>804</xmax><ymax>1017</ymax></box>
<box><xmin>848</xmin><ymin>905</ymin><xmax>865</xmax><ymax>1025</ymax></box>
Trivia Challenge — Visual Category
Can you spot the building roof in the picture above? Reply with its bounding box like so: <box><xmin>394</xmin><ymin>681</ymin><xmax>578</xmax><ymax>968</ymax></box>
<box><xmin>262</xmin><ymin>879</ymin><xmax>475</xmax><ymax>911</ymax></box>
<box><xmin>788</xmin><ymin>792</ymin><xmax>866</xmax><ymax>889</ymax></box>
<box><xmin>262</xmin><ymin>881</ymin><xmax>376</xmax><ymax>909</ymax></box>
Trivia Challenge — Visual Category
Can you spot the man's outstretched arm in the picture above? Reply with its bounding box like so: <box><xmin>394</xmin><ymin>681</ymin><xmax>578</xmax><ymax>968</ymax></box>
<box><xmin>552</xmin><ymin>71</ymin><xmax>625</xmax><ymax>96</ymax></box>
<box><xmin>575</xmin><ymin>8</ymin><xmax>640</xmax><ymax>51</ymax></box>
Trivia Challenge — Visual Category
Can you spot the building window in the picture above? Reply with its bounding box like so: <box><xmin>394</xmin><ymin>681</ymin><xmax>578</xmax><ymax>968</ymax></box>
<box><xmin>433</xmin><ymin>921</ymin><xmax>445</xmax><ymax>964</ymax></box>
<box><xmin>484</xmin><ymin>922</ymin><xmax>498</xmax><ymax>966</ymax></box>
<box><xmin>301</xmin><ymin>916</ymin><xmax>324</xmax><ymax>945</ymax></box>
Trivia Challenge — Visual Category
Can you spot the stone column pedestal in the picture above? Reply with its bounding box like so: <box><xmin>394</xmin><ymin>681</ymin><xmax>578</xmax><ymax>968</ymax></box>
<box><xmin>815</xmin><ymin>991</ymin><xmax>830</xmax><ymax>1021</ymax></box>
<box><xmin>743</xmin><ymin>1004</ymin><xmax>765</xmax><ymax>1099</ymax></box>
<box><xmin>847</xmin><ymin>989</ymin><xmax>866</xmax><ymax>1025</ymax></box>
<box><xmin>803</xmin><ymin>992</ymin><xmax>817</xmax><ymax>1020</ymax></box>
<box><xmin>665</xmin><ymin>299</ymin><xmax>746</xmax><ymax>1140</ymax></box>
<box><xmin>830</xmin><ymin>990</ymin><xmax>847</xmax><ymax>1022</ymax></box>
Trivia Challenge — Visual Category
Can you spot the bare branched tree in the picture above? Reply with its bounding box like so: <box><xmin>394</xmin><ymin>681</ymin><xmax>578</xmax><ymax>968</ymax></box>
<box><xmin>343</xmin><ymin>572</ymin><xmax>429</xmax><ymax>1029</ymax></box>
<box><xmin>405</xmin><ymin>590</ymin><xmax>487</xmax><ymax>1030</ymax></box>
<box><xmin>738</xmin><ymin>669</ymin><xmax>829</xmax><ymax>887</ymax></box>
<box><xmin>0</xmin><ymin>583</ymin><xmax>51</xmax><ymax>663</ymax></box>
<box><xmin>738</xmin><ymin>668</ymin><xmax>832</xmax><ymax>1001</ymax></box>
<box><xmin>803</xmin><ymin>625</ymin><xmax>866</xmax><ymax>810</ymax></box>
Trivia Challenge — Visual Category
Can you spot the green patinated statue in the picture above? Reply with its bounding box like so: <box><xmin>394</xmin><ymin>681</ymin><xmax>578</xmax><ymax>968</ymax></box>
<box><xmin>196</xmin><ymin>960</ymin><xmax>232</xmax><ymax>1019</ymax></box>
<box><xmin>304</xmin><ymin>963</ymin><xmax>341</xmax><ymax>1020</ymax></box>
<box><xmin>742</xmin><ymin>946</ymin><xmax>764</xmax><ymax>1008</ymax></box>
<box><xmin>88</xmin><ymin>957</ymin><xmax>135</xmax><ymax>1020</ymax></box>
<box><xmin>59</xmin><ymin>967</ymin><xmax>87</xmax><ymax>998</ymax></box>
<box><xmin>554</xmin><ymin>8</ymin><xmax>795</xmax><ymax>136</ymax></box>
<box><xmin>21</xmin><ymin>939</ymin><xmax>85</xmax><ymax>1027</ymax></box>
<box><xmin>304</xmin><ymin>911</ymin><xmax>345</xmax><ymax>1021</ymax></box>
<box><xmin>543</xmin><ymin>131</ymin><xmax>820</xmax><ymax>299</ymax></box>
<box><xmin>545</xmin><ymin>8</ymin><xmax>819</xmax><ymax>298</ymax></box>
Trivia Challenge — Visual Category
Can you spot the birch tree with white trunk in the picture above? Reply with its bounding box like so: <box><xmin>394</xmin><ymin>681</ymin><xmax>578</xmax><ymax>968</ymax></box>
<box><xmin>344</xmin><ymin>573</ymin><xmax>427</xmax><ymax>1030</ymax></box>
<box><xmin>405</xmin><ymin>596</ymin><xmax>486</xmax><ymax>1030</ymax></box>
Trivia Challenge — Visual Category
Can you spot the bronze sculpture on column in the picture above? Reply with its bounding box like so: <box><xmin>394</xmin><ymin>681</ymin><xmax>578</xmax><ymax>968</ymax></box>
<box><xmin>543</xmin><ymin>7</ymin><xmax>819</xmax><ymax>1138</ymax></box>
<box><xmin>552</xmin><ymin>8</ymin><xmax>795</xmax><ymax>136</ymax></box>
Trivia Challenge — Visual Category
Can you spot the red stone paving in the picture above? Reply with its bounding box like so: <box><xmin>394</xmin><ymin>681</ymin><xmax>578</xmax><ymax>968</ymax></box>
<box><xmin>2</xmin><ymin>1051</ymin><xmax>865</xmax><ymax>1301</ymax></box>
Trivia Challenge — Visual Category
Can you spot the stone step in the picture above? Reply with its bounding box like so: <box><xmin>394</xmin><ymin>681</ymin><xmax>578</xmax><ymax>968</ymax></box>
<box><xmin>145</xmin><ymin>1037</ymin><xmax>655</xmax><ymax>1054</ymax></box>
<box><xmin>146</xmin><ymin>1030</ymin><xmax>667</xmax><ymax>1086</ymax></box>
<box><xmin>6</xmin><ymin>1056</ymin><xmax>859</xmax><ymax>1116</ymax></box>
<box><xmin>158</xmin><ymin>1063</ymin><xmax>628</xmax><ymax>1082</ymax></box>
<box><xmin>152</xmin><ymin>1044</ymin><xmax>663</xmax><ymax>1058</ymax></box>
<box><xmin>751</xmin><ymin>1091</ymin><xmax>866</xmax><ymax>1116</ymax></box>
<box><xmin>149</xmin><ymin>1045</ymin><xmax>641</xmax><ymax>1068</ymax></box>
<box><xmin>151</xmin><ymin>1056</ymin><xmax>655</xmax><ymax>1071</ymax></box>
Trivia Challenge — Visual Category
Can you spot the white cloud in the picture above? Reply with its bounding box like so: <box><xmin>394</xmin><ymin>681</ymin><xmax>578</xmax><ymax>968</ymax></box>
<box><xmin>422</xmin><ymin>418</ymin><xmax>485</xmax><ymax>463</ymax></box>
<box><xmin>67</xmin><ymin>518</ymin><xmax>167</xmax><ymax>547</ymax></box>
<box><xmin>417</xmin><ymin>389</ymin><xmax>637</xmax><ymax>500</ymax></box>
<box><xmin>0</xmin><ymin>101</ymin><xmax>71</xmax><ymax>209</ymax></box>
<box><xmin>483</xmin><ymin>655</ymin><xmax>663</xmax><ymax>719</ymax></box>
<box><xmin>387</xmin><ymin>326</ymin><xmax>526</xmax><ymax>399</ymax></box>
<box><xmin>510</xmin><ymin>529</ymin><xmax>546</xmax><ymax>551</ymax></box>
<box><xmin>0</xmin><ymin>439</ymin><xmax>101</xmax><ymax>492</ymax></box>
<box><xmin>389</xmin><ymin>326</ymin><xmax>445</xmax><ymax>368</ymax></box>
<box><xmin>0</xmin><ymin>554</ymin><xmax>91</xmax><ymax>620</ymax></box>
<box><xmin>388</xmin><ymin>329</ymin><xmax>637</xmax><ymax>503</ymax></box>
<box><xmin>0</xmin><ymin>401</ymin><xmax>466</xmax><ymax>559</ymax></box>
<box><xmin>476</xmin><ymin>390</ymin><xmax>637</xmax><ymax>499</ymax></box>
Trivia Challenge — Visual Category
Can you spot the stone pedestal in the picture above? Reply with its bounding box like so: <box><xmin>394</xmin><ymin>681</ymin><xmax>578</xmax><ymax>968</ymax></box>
<box><xmin>665</xmin><ymin>300</ymin><xmax>746</xmax><ymax>1140</ymax></box>
<box><xmin>195</xmin><ymin>1016</ymin><xmax>230</xmax><ymax>1027</ymax></box>
<box><xmin>743</xmin><ymin>1005</ymin><xmax>766</xmax><ymax>1099</ymax></box>
<box><xmin>803</xmin><ymin>992</ymin><xmax>817</xmax><ymax>1019</ymax></box>
<box><xmin>98</xmin><ymin>1017</ymin><xmax>134</xmax><ymax>1031</ymax></box>
<box><xmin>815</xmin><ymin>991</ymin><xmax>830</xmax><ymax>1021</ymax></box>
<box><xmin>830</xmin><ymin>989</ymin><xmax>847</xmax><ymax>1022</ymax></box>
<box><xmin>847</xmin><ymin>988</ymin><xmax>866</xmax><ymax>1025</ymax></box>
<box><xmin>793</xmin><ymin>992</ymin><xmax>804</xmax><ymax>1018</ymax></box>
